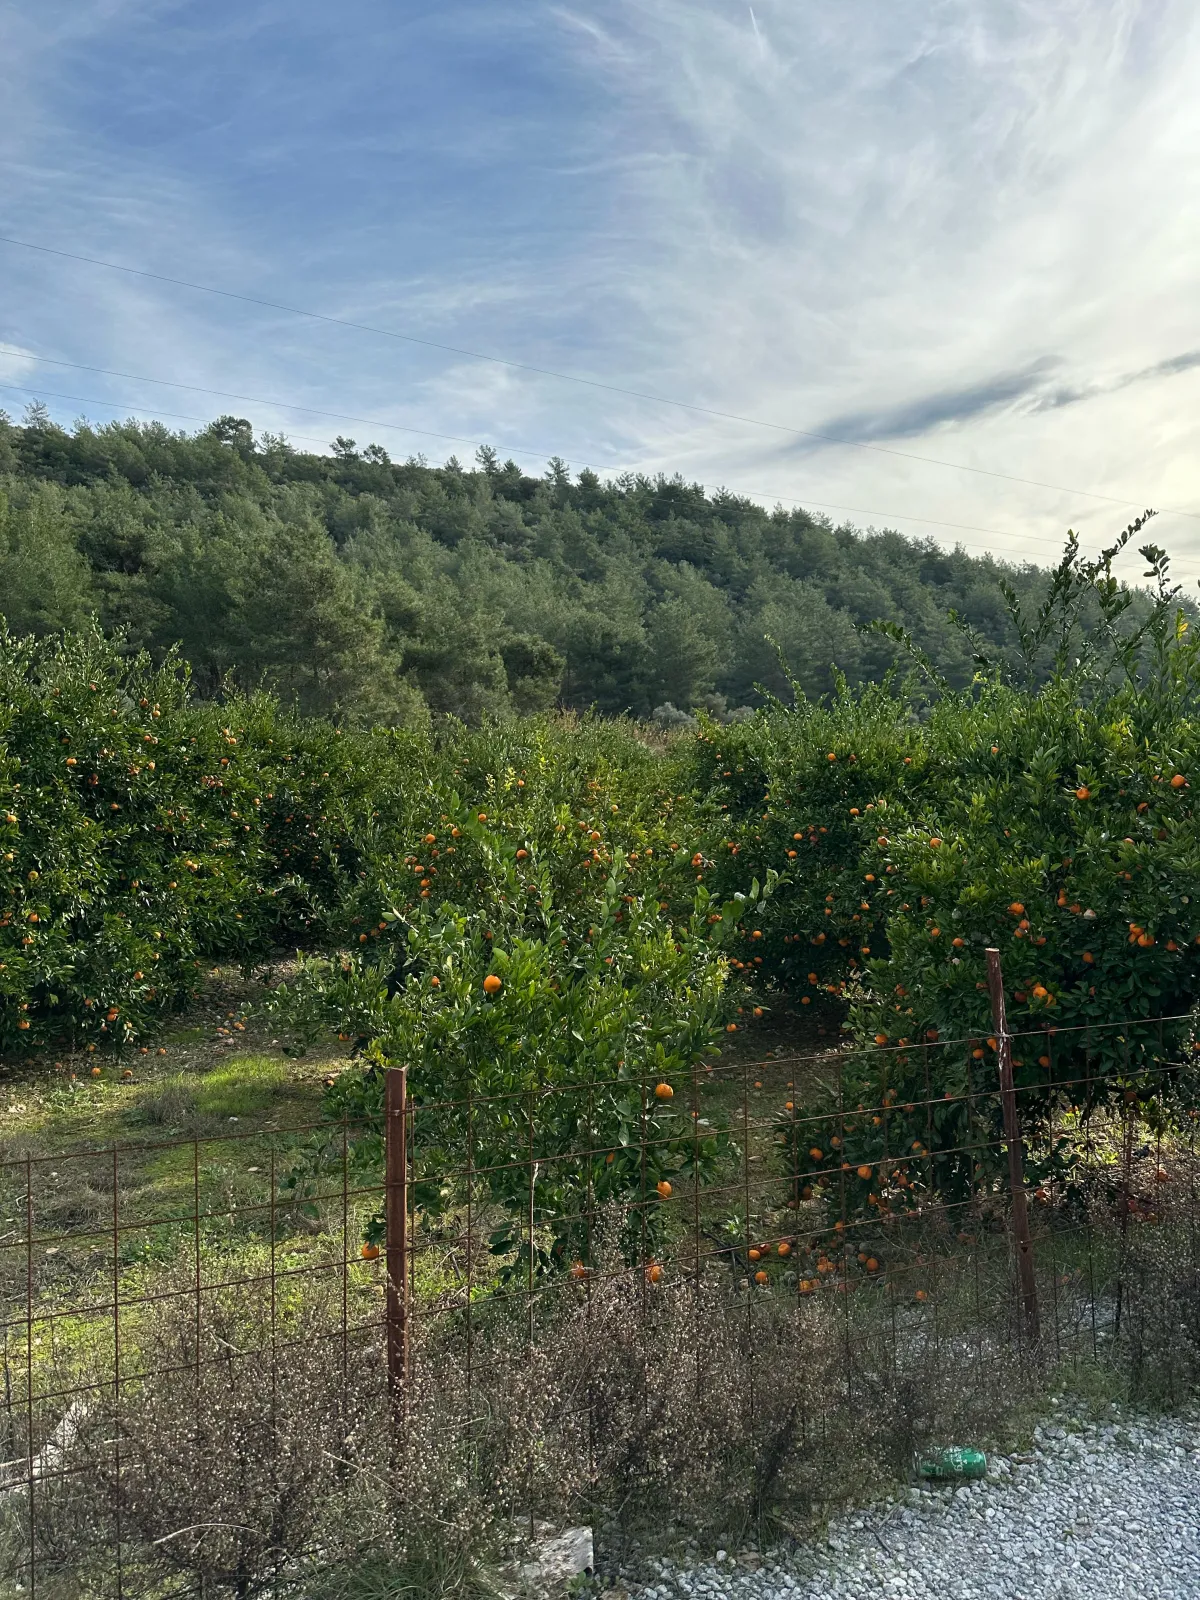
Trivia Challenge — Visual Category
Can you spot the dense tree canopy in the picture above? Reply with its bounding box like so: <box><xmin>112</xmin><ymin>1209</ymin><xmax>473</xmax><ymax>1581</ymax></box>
<box><xmin>0</xmin><ymin>407</ymin><xmax>1130</xmax><ymax>726</ymax></box>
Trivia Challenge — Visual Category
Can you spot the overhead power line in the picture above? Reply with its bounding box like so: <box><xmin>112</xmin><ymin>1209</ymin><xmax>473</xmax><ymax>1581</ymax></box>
<box><xmin>0</xmin><ymin>366</ymin><xmax>1112</xmax><ymax>560</ymax></box>
<box><xmin>0</xmin><ymin>231</ymin><xmax>1193</xmax><ymax>520</ymax></box>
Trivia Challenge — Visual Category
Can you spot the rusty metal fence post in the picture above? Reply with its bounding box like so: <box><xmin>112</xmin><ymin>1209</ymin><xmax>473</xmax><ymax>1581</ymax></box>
<box><xmin>385</xmin><ymin>1067</ymin><xmax>409</xmax><ymax>1414</ymax></box>
<box><xmin>985</xmin><ymin>947</ymin><xmax>1040</xmax><ymax>1351</ymax></box>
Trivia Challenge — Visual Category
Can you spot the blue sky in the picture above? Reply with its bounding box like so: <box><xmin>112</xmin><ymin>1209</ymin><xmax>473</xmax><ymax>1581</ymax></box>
<box><xmin>3</xmin><ymin>0</ymin><xmax>1200</xmax><ymax>575</ymax></box>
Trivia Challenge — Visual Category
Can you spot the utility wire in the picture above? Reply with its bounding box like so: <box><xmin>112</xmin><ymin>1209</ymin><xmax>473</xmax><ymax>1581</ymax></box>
<box><xmin>1</xmin><ymin>231</ymin><xmax>1195</xmax><ymax>520</ymax></box>
<box><xmin>0</xmin><ymin>371</ymin><xmax>1111</xmax><ymax>559</ymax></box>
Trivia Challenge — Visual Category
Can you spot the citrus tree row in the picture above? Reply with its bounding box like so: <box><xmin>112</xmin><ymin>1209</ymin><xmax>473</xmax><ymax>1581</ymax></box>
<box><xmin>0</xmin><ymin>628</ymin><xmax>438</xmax><ymax>1052</ymax></box>
<box><xmin>695</xmin><ymin>536</ymin><xmax>1200</xmax><ymax>1253</ymax></box>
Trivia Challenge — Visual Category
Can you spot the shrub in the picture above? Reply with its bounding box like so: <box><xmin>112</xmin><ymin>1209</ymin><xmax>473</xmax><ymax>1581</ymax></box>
<box><xmin>12</xmin><ymin>1249</ymin><xmax>1031</xmax><ymax>1595</ymax></box>
<box><xmin>277</xmin><ymin>807</ymin><xmax>773</xmax><ymax>1269</ymax></box>
<box><xmin>17</xmin><ymin>1276</ymin><xmax>564</xmax><ymax>1599</ymax></box>
<box><xmin>697</xmin><ymin>527</ymin><xmax>1200</xmax><ymax>1209</ymax></box>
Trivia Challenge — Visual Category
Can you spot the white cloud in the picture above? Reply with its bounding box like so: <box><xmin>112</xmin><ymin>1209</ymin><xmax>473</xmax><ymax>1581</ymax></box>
<box><xmin>3</xmin><ymin>0</ymin><xmax>1200</xmax><ymax>580</ymax></box>
<box><xmin>544</xmin><ymin>0</ymin><xmax>1200</xmax><ymax>570</ymax></box>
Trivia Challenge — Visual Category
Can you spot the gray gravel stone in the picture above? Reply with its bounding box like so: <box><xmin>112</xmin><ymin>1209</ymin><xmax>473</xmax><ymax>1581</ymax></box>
<box><xmin>618</xmin><ymin>1408</ymin><xmax>1200</xmax><ymax>1600</ymax></box>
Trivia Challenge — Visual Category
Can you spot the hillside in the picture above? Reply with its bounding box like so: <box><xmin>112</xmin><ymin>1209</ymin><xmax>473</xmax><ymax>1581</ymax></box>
<box><xmin>0</xmin><ymin>407</ymin><xmax>1114</xmax><ymax>726</ymax></box>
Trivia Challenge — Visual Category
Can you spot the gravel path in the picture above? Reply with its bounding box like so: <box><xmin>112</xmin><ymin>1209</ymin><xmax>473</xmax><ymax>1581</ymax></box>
<box><xmin>614</xmin><ymin>1407</ymin><xmax>1200</xmax><ymax>1600</ymax></box>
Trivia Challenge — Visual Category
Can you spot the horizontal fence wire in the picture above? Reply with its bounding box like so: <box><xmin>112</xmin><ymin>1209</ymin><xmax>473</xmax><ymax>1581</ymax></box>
<box><xmin>2</xmin><ymin>1008</ymin><xmax>1199</xmax><ymax>1594</ymax></box>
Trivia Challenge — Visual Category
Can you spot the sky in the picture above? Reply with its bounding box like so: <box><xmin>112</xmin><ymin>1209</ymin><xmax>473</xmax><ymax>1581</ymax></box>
<box><xmin>2</xmin><ymin>0</ymin><xmax>1200</xmax><ymax>578</ymax></box>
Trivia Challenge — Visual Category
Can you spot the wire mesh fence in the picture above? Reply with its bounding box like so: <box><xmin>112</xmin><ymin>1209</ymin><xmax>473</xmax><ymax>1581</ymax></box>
<box><xmin>4</xmin><ymin>982</ymin><xmax>1200</xmax><ymax>1594</ymax></box>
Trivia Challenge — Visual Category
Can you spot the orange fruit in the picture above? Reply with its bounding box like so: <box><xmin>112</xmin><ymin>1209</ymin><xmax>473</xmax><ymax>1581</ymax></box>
<box><xmin>915</xmin><ymin>1289</ymin><xmax>928</xmax><ymax>1301</ymax></box>
<box><xmin>1075</xmin><ymin>786</ymin><xmax>1091</xmax><ymax>800</ymax></box>
<box><xmin>361</xmin><ymin>1243</ymin><xmax>380</xmax><ymax>1261</ymax></box>
<box><xmin>570</xmin><ymin>1261</ymin><xmax>588</xmax><ymax>1280</ymax></box>
<box><xmin>654</xmin><ymin>1082</ymin><xmax>674</xmax><ymax>1100</ymax></box>
<box><xmin>483</xmin><ymin>974</ymin><xmax>502</xmax><ymax>995</ymax></box>
<box><xmin>857</xmin><ymin>1164</ymin><xmax>872</xmax><ymax>1180</ymax></box>
<box><xmin>777</xmin><ymin>1242</ymin><xmax>791</xmax><ymax>1257</ymax></box>
<box><xmin>866</xmin><ymin>1257</ymin><xmax>879</xmax><ymax>1271</ymax></box>
<box><xmin>656</xmin><ymin>1180</ymin><xmax>672</xmax><ymax>1198</ymax></box>
<box><xmin>1172</xmin><ymin>774</ymin><xmax>1187</xmax><ymax>788</ymax></box>
<box><xmin>928</xmin><ymin>837</ymin><xmax>942</xmax><ymax>848</ymax></box>
<box><xmin>646</xmin><ymin>1262</ymin><xmax>664</xmax><ymax>1284</ymax></box>
<box><xmin>91</xmin><ymin>1065</ymin><xmax>101</xmax><ymax>1077</ymax></box>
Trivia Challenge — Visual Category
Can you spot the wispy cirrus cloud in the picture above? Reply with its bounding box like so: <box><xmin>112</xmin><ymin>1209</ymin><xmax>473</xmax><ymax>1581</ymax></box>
<box><xmin>804</xmin><ymin>361</ymin><xmax>1061</xmax><ymax>445</ymax></box>
<box><xmin>799</xmin><ymin>346</ymin><xmax>1200</xmax><ymax>445</ymax></box>
<box><xmin>1</xmin><ymin>0</ymin><xmax>1199</xmax><ymax>570</ymax></box>
<box><xmin>1030</xmin><ymin>350</ymin><xmax>1200</xmax><ymax>415</ymax></box>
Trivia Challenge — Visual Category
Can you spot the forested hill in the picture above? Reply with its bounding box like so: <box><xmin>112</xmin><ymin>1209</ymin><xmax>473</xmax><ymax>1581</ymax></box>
<box><xmin>0</xmin><ymin>408</ymin><xmax>1098</xmax><ymax>727</ymax></box>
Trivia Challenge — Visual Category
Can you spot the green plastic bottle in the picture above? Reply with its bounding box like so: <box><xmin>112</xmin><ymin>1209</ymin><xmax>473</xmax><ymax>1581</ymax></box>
<box><xmin>916</xmin><ymin>1447</ymin><xmax>987</xmax><ymax>1481</ymax></box>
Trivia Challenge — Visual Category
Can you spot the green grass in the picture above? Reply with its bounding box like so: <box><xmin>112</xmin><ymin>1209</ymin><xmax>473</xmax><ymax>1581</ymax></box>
<box><xmin>0</xmin><ymin>969</ymin><xmax>378</xmax><ymax>1396</ymax></box>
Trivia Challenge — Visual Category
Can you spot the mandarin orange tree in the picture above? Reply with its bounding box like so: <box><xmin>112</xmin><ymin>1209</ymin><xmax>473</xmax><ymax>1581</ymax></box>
<box><xmin>276</xmin><ymin>808</ymin><xmax>773</xmax><ymax>1275</ymax></box>
<box><xmin>696</xmin><ymin>522</ymin><xmax>1200</xmax><ymax>1230</ymax></box>
<box><xmin>328</xmin><ymin>712</ymin><xmax>709</xmax><ymax>948</ymax></box>
<box><xmin>848</xmin><ymin>531</ymin><xmax>1200</xmax><ymax>1129</ymax></box>
<box><xmin>0</xmin><ymin>628</ymin><xmax>426</xmax><ymax>1052</ymax></box>
<box><xmin>686</xmin><ymin>677</ymin><xmax>919</xmax><ymax>1006</ymax></box>
<box><xmin>1</xmin><ymin>635</ymin><xmax>722</xmax><ymax>1059</ymax></box>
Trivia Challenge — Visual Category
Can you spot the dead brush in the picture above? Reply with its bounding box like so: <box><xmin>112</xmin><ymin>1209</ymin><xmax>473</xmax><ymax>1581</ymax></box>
<box><xmin>12</xmin><ymin>1168</ymin><xmax>1200</xmax><ymax>1597</ymax></box>
<box><xmin>527</xmin><ymin>1257</ymin><xmax>1024</xmax><ymax>1545</ymax></box>
<box><xmin>16</xmin><ymin>1278</ymin><xmax>526</xmax><ymax>1599</ymax></box>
